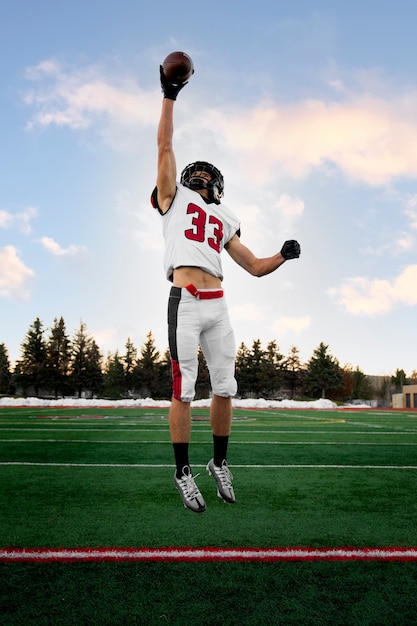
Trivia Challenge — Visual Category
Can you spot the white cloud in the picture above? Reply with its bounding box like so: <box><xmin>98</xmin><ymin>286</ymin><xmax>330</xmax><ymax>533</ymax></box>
<box><xmin>39</xmin><ymin>236</ymin><xmax>87</xmax><ymax>256</ymax></box>
<box><xmin>0</xmin><ymin>210</ymin><xmax>12</xmax><ymax>228</ymax></box>
<box><xmin>329</xmin><ymin>264</ymin><xmax>417</xmax><ymax>315</ymax></box>
<box><xmin>396</xmin><ymin>232</ymin><xmax>415</xmax><ymax>251</ymax></box>
<box><xmin>0</xmin><ymin>246</ymin><xmax>34</xmax><ymax>298</ymax></box>
<box><xmin>230</xmin><ymin>303</ymin><xmax>264</xmax><ymax>321</ymax></box>
<box><xmin>271</xmin><ymin>315</ymin><xmax>311</xmax><ymax>334</ymax></box>
<box><xmin>23</xmin><ymin>59</ymin><xmax>159</xmax><ymax>135</ymax></box>
<box><xmin>0</xmin><ymin>207</ymin><xmax>37</xmax><ymax>234</ymax></box>
<box><xmin>208</xmin><ymin>93</ymin><xmax>417</xmax><ymax>186</ymax></box>
<box><xmin>275</xmin><ymin>194</ymin><xmax>304</xmax><ymax>218</ymax></box>
<box><xmin>404</xmin><ymin>198</ymin><xmax>417</xmax><ymax>230</ymax></box>
<box><xmin>128</xmin><ymin>206</ymin><xmax>164</xmax><ymax>252</ymax></box>
<box><xmin>23</xmin><ymin>60</ymin><xmax>417</xmax><ymax>188</ymax></box>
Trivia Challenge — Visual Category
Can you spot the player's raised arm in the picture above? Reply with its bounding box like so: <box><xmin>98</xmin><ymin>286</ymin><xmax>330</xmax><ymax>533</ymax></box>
<box><xmin>156</xmin><ymin>56</ymin><xmax>193</xmax><ymax>214</ymax></box>
<box><xmin>225</xmin><ymin>235</ymin><xmax>300</xmax><ymax>277</ymax></box>
<box><xmin>156</xmin><ymin>97</ymin><xmax>177</xmax><ymax>214</ymax></box>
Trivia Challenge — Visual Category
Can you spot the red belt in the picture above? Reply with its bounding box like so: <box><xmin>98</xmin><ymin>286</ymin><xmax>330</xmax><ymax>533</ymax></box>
<box><xmin>185</xmin><ymin>284</ymin><xmax>224</xmax><ymax>299</ymax></box>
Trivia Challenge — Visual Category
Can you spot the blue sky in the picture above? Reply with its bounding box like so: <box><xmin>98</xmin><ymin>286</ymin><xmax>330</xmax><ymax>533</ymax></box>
<box><xmin>1</xmin><ymin>0</ymin><xmax>417</xmax><ymax>377</ymax></box>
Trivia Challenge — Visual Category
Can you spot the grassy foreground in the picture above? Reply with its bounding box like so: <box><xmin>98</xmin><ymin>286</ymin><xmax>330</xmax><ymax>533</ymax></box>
<box><xmin>1</xmin><ymin>405</ymin><xmax>417</xmax><ymax>624</ymax></box>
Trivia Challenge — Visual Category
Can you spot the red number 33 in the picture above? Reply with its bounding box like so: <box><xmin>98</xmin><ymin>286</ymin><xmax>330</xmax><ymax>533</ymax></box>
<box><xmin>184</xmin><ymin>204</ymin><xmax>223</xmax><ymax>253</ymax></box>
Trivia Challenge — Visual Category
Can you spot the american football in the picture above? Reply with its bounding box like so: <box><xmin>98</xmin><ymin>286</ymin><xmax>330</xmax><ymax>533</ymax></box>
<box><xmin>162</xmin><ymin>51</ymin><xmax>194</xmax><ymax>83</ymax></box>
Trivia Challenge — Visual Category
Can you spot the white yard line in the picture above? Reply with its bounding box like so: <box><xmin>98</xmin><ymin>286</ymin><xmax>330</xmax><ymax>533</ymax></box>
<box><xmin>1</xmin><ymin>462</ymin><xmax>417</xmax><ymax>469</ymax></box>
<box><xmin>2</xmin><ymin>439</ymin><xmax>417</xmax><ymax>446</ymax></box>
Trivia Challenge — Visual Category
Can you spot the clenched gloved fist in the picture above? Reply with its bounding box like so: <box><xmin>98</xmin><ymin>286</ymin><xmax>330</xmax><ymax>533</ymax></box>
<box><xmin>280</xmin><ymin>240</ymin><xmax>301</xmax><ymax>260</ymax></box>
<box><xmin>160</xmin><ymin>66</ymin><xmax>187</xmax><ymax>100</ymax></box>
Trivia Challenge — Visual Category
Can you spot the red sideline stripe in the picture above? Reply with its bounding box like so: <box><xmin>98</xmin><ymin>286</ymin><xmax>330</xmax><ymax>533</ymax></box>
<box><xmin>1</xmin><ymin>547</ymin><xmax>417</xmax><ymax>563</ymax></box>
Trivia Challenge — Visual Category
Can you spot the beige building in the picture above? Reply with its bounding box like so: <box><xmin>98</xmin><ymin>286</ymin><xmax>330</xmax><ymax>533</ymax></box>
<box><xmin>393</xmin><ymin>384</ymin><xmax>417</xmax><ymax>409</ymax></box>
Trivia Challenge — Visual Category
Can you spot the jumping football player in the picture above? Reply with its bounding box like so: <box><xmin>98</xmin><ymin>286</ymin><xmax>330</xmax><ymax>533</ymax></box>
<box><xmin>151</xmin><ymin>65</ymin><xmax>301</xmax><ymax>513</ymax></box>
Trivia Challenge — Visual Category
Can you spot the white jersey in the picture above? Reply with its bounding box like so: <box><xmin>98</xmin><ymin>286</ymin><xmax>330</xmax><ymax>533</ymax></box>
<box><xmin>152</xmin><ymin>183</ymin><xmax>240</xmax><ymax>282</ymax></box>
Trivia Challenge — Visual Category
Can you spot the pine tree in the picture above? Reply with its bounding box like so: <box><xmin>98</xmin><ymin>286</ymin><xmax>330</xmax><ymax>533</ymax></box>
<box><xmin>158</xmin><ymin>347</ymin><xmax>173</xmax><ymax>400</ymax></box>
<box><xmin>351</xmin><ymin>366</ymin><xmax>374</xmax><ymax>401</ymax></box>
<box><xmin>391</xmin><ymin>368</ymin><xmax>407</xmax><ymax>392</ymax></box>
<box><xmin>195</xmin><ymin>347</ymin><xmax>210</xmax><ymax>399</ymax></box>
<box><xmin>45</xmin><ymin>317</ymin><xmax>71</xmax><ymax>398</ymax></box>
<box><xmin>304</xmin><ymin>342</ymin><xmax>343</xmax><ymax>399</ymax></box>
<box><xmin>283</xmin><ymin>345</ymin><xmax>303</xmax><ymax>399</ymax></box>
<box><xmin>70</xmin><ymin>321</ymin><xmax>103</xmax><ymax>398</ymax></box>
<box><xmin>340</xmin><ymin>364</ymin><xmax>355</xmax><ymax>402</ymax></box>
<box><xmin>261</xmin><ymin>340</ymin><xmax>284</xmax><ymax>398</ymax></box>
<box><xmin>123</xmin><ymin>337</ymin><xmax>137</xmax><ymax>394</ymax></box>
<box><xmin>0</xmin><ymin>343</ymin><xmax>11</xmax><ymax>394</ymax></box>
<box><xmin>103</xmin><ymin>351</ymin><xmax>125</xmax><ymax>399</ymax></box>
<box><xmin>134</xmin><ymin>331</ymin><xmax>161</xmax><ymax>398</ymax></box>
<box><xmin>247</xmin><ymin>339</ymin><xmax>267</xmax><ymax>397</ymax></box>
<box><xmin>235</xmin><ymin>342</ymin><xmax>251</xmax><ymax>397</ymax></box>
<box><xmin>86</xmin><ymin>339</ymin><xmax>104</xmax><ymax>397</ymax></box>
<box><xmin>17</xmin><ymin>317</ymin><xmax>47</xmax><ymax>395</ymax></box>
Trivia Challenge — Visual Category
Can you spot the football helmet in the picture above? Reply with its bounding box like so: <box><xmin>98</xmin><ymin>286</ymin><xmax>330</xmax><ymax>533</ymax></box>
<box><xmin>180</xmin><ymin>161</ymin><xmax>224</xmax><ymax>204</ymax></box>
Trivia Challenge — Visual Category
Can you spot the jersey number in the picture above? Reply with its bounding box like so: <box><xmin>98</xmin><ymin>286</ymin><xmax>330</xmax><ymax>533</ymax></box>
<box><xmin>184</xmin><ymin>204</ymin><xmax>223</xmax><ymax>253</ymax></box>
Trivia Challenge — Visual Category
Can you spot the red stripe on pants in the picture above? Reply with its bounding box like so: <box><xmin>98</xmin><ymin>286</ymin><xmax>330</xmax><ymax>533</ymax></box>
<box><xmin>171</xmin><ymin>358</ymin><xmax>182</xmax><ymax>401</ymax></box>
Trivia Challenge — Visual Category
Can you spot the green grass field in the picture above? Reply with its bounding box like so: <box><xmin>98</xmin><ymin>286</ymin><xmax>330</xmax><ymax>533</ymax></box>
<box><xmin>1</xmin><ymin>405</ymin><xmax>417</xmax><ymax>625</ymax></box>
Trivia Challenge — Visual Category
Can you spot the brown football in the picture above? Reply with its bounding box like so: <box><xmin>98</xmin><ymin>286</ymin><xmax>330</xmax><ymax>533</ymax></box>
<box><xmin>162</xmin><ymin>51</ymin><xmax>194</xmax><ymax>83</ymax></box>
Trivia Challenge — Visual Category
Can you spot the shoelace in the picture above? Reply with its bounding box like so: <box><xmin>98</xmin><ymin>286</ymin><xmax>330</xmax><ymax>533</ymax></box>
<box><xmin>179</xmin><ymin>472</ymin><xmax>201</xmax><ymax>498</ymax></box>
<box><xmin>216</xmin><ymin>464</ymin><xmax>233</xmax><ymax>488</ymax></box>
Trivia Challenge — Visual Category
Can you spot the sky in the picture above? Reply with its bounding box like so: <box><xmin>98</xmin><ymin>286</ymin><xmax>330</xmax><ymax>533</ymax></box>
<box><xmin>1</xmin><ymin>0</ymin><xmax>417</xmax><ymax>377</ymax></box>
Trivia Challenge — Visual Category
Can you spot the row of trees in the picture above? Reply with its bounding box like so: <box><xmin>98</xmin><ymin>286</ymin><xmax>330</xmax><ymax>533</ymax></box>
<box><xmin>0</xmin><ymin>317</ymin><xmax>415</xmax><ymax>403</ymax></box>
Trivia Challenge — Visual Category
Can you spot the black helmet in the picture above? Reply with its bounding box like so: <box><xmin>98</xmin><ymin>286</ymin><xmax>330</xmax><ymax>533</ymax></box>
<box><xmin>180</xmin><ymin>161</ymin><xmax>224</xmax><ymax>204</ymax></box>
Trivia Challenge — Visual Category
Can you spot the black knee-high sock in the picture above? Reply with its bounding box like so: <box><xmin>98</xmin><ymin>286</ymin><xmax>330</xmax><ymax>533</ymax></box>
<box><xmin>213</xmin><ymin>435</ymin><xmax>229</xmax><ymax>467</ymax></box>
<box><xmin>173</xmin><ymin>443</ymin><xmax>190</xmax><ymax>478</ymax></box>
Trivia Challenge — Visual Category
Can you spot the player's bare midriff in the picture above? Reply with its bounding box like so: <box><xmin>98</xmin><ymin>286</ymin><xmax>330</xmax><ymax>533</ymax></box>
<box><xmin>173</xmin><ymin>266</ymin><xmax>222</xmax><ymax>289</ymax></box>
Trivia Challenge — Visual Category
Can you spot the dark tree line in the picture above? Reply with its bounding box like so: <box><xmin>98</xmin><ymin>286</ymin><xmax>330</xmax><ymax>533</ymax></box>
<box><xmin>0</xmin><ymin>317</ymin><xmax>415</xmax><ymax>402</ymax></box>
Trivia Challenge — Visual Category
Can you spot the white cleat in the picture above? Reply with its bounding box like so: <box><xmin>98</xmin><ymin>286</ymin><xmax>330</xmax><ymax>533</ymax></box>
<box><xmin>206</xmin><ymin>459</ymin><xmax>235</xmax><ymax>504</ymax></box>
<box><xmin>174</xmin><ymin>466</ymin><xmax>206</xmax><ymax>513</ymax></box>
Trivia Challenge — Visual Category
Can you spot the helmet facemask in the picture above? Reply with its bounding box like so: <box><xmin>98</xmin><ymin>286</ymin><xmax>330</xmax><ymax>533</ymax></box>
<box><xmin>180</xmin><ymin>161</ymin><xmax>224</xmax><ymax>204</ymax></box>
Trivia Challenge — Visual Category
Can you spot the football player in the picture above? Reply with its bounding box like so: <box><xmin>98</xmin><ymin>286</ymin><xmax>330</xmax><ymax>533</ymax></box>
<box><xmin>151</xmin><ymin>66</ymin><xmax>301</xmax><ymax>513</ymax></box>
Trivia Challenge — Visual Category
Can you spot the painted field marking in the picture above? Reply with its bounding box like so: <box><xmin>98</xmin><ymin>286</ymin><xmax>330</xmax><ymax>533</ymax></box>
<box><xmin>0</xmin><ymin>426</ymin><xmax>417</xmax><ymax>437</ymax></box>
<box><xmin>0</xmin><ymin>428</ymin><xmax>180</xmax><ymax>433</ymax></box>
<box><xmin>2</xmin><ymin>439</ymin><xmax>417</xmax><ymax>446</ymax></box>
<box><xmin>1</xmin><ymin>462</ymin><xmax>417</xmax><ymax>469</ymax></box>
<box><xmin>1</xmin><ymin>547</ymin><xmax>417</xmax><ymax>562</ymax></box>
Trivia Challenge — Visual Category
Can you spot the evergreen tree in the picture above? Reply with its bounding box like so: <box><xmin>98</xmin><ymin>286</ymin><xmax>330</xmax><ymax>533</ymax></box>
<box><xmin>304</xmin><ymin>342</ymin><xmax>343</xmax><ymax>399</ymax></box>
<box><xmin>261</xmin><ymin>340</ymin><xmax>284</xmax><ymax>398</ymax></box>
<box><xmin>70</xmin><ymin>321</ymin><xmax>103</xmax><ymax>397</ymax></box>
<box><xmin>45</xmin><ymin>317</ymin><xmax>71</xmax><ymax>398</ymax></box>
<box><xmin>70</xmin><ymin>322</ymin><xmax>89</xmax><ymax>397</ymax></box>
<box><xmin>86</xmin><ymin>339</ymin><xmax>104</xmax><ymax>397</ymax></box>
<box><xmin>195</xmin><ymin>347</ymin><xmax>210</xmax><ymax>399</ymax></box>
<box><xmin>0</xmin><ymin>343</ymin><xmax>11</xmax><ymax>394</ymax></box>
<box><xmin>283</xmin><ymin>345</ymin><xmax>303</xmax><ymax>399</ymax></box>
<box><xmin>103</xmin><ymin>351</ymin><xmax>125</xmax><ymax>399</ymax></box>
<box><xmin>339</xmin><ymin>364</ymin><xmax>374</xmax><ymax>403</ymax></box>
<box><xmin>247</xmin><ymin>339</ymin><xmax>267</xmax><ymax>397</ymax></box>
<box><xmin>134</xmin><ymin>331</ymin><xmax>161</xmax><ymax>398</ymax></box>
<box><xmin>391</xmin><ymin>368</ymin><xmax>407</xmax><ymax>392</ymax></box>
<box><xmin>17</xmin><ymin>317</ymin><xmax>47</xmax><ymax>395</ymax></box>
<box><xmin>340</xmin><ymin>364</ymin><xmax>355</xmax><ymax>402</ymax></box>
<box><xmin>351</xmin><ymin>366</ymin><xmax>374</xmax><ymax>401</ymax></box>
<box><xmin>158</xmin><ymin>347</ymin><xmax>173</xmax><ymax>399</ymax></box>
<box><xmin>123</xmin><ymin>337</ymin><xmax>137</xmax><ymax>394</ymax></box>
<box><xmin>235</xmin><ymin>342</ymin><xmax>251</xmax><ymax>397</ymax></box>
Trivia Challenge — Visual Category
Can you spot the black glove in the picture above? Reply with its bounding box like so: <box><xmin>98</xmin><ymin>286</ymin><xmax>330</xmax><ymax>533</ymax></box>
<box><xmin>281</xmin><ymin>240</ymin><xmax>301</xmax><ymax>260</ymax></box>
<box><xmin>160</xmin><ymin>66</ymin><xmax>187</xmax><ymax>100</ymax></box>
